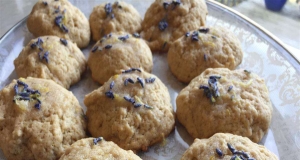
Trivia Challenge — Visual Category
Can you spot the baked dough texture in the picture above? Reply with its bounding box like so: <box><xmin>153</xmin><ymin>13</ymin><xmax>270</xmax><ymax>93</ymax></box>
<box><xmin>87</xmin><ymin>32</ymin><xmax>153</xmax><ymax>85</ymax></box>
<box><xmin>14</xmin><ymin>36</ymin><xmax>86</xmax><ymax>89</ymax></box>
<box><xmin>89</xmin><ymin>1</ymin><xmax>142</xmax><ymax>41</ymax></box>
<box><xmin>168</xmin><ymin>26</ymin><xmax>243</xmax><ymax>83</ymax></box>
<box><xmin>176</xmin><ymin>68</ymin><xmax>273</xmax><ymax>143</ymax></box>
<box><xmin>84</xmin><ymin>70</ymin><xmax>175</xmax><ymax>152</ymax></box>
<box><xmin>27</xmin><ymin>0</ymin><xmax>90</xmax><ymax>48</ymax></box>
<box><xmin>141</xmin><ymin>0</ymin><xmax>208</xmax><ymax>52</ymax></box>
<box><xmin>181</xmin><ymin>133</ymin><xmax>278</xmax><ymax>160</ymax></box>
<box><xmin>0</xmin><ymin>77</ymin><xmax>86</xmax><ymax>160</ymax></box>
<box><xmin>59</xmin><ymin>138</ymin><xmax>141</xmax><ymax>160</ymax></box>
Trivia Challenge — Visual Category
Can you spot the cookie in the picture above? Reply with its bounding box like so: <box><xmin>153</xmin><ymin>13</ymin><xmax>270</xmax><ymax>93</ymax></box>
<box><xmin>176</xmin><ymin>68</ymin><xmax>273</xmax><ymax>143</ymax></box>
<box><xmin>27</xmin><ymin>0</ymin><xmax>90</xmax><ymax>48</ymax></box>
<box><xmin>14</xmin><ymin>36</ymin><xmax>86</xmax><ymax>89</ymax></box>
<box><xmin>168</xmin><ymin>26</ymin><xmax>243</xmax><ymax>83</ymax></box>
<box><xmin>0</xmin><ymin>77</ymin><xmax>86</xmax><ymax>160</ymax></box>
<box><xmin>59</xmin><ymin>137</ymin><xmax>141</xmax><ymax>160</ymax></box>
<box><xmin>141</xmin><ymin>0</ymin><xmax>208</xmax><ymax>52</ymax></box>
<box><xmin>84</xmin><ymin>69</ymin><xmax>175</xmax><ymax>152</ymax></box>
<box><xmin>87</xmin><ymin>32</ymin><xmax>153</xmax><ymax>84</ymax></box>
<box><xmin>89</xmin><ymin>1</ymin><xmax>142</xmax><ymax>41</ymax></box>
<box><xmin>181</xmin><ymin>133</ymin><xmax>278</xmax><ymax>160</ymax></box>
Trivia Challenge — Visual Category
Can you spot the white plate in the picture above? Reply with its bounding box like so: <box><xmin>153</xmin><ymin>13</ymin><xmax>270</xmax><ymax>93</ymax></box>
<box><xmin>0</xmin><ymin>0</ymin><xmax>299</xmax><ymax>159</ymax></box>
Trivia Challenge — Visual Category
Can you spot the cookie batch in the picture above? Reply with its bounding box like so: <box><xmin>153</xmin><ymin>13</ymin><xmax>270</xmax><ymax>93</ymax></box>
<box><xmin>0</xmin><ymin>0</ymin><xmax>277</xmax><ymax>159</ymax></box>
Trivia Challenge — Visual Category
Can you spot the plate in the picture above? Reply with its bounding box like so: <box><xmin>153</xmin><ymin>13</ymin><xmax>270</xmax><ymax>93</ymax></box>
<box><xmin>0</xmin><ymin>0</ymin><xmax>299</xmax><ymax>159</ymax></box>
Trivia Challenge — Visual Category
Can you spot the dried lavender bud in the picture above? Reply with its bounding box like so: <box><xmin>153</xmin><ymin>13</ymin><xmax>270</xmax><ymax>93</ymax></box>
<box><xmin>185</xmin><ymin>32</ymin><xmax>190</xmax><ymax>37</ymax></box>
<box><xmin>28</xmin><ymin>89</ymin><xmax>41</xmax><ymax>95</ymax></box>
<box><xmin>216</xmin><ymin>148</ymin><xmax>223</xmax><ymax>157</ymax></box>
<box><xmin>137</xmin><ymin>77</ymin><xmax>144</xmax><ymax>88</ymax></box>
<box><xmin>191</xmin><ymin>31</ymin><xmax>199</xmax><ymax>41</ymax></box>
<box><xmin>118</xmin><ymin>34</ymin><xmax>129</xmax><ymax>41</ymax></box>
<box><xmin>199</xmin><ymin>85</ymin><xmax>209</xmax><ymax>90</ymax></box>
<box><xmin>122</xmin><ymin>68</ymin><xmax>141</xmax><ymax>73</ymax></box>
<box><xmin>172</xmin><ymin>0</ymin><xmax>181</xmax><ymax>6</ymax></box>
<box><xmin>37</xmin><ymin>37</ymin><xmax>43</xmax><ymax>45</ymax></box>
<box><xmin>105</xmin><ymin>44</ymin><xmax>112</xmax><ymax>49</ymax></box>
<box><xmin>227</xmin><ymin>143</ymin><xmax>236</xmax><ymax>154</ymax></box>
<box><xmin>18</xmin><ymin>96</ymin><xmax>31</xmax><ymax>101</ymax></box>
<box><xmin>132</xmin><ymin>68</ymin><xmax>141</xmax><ymax>72</ymax></box>
<box><xmin>93</xmin><ymin>137</ymin><xmax>103</xmax><ymax>145</ymax></box>
<box><xmin>209</xmin><ymin>75</ymin><xmax>221</xmax><ymax>80</ymax></box>
<box><xmin>18</xmin><ymin>92</ymin><xmax>30</xmax><ymax>97</ymax></box>
<box><xmin>111</xmin><ymin>13</ymin><xmax>115</xmax><ymax>19</ymax></box>
<box><xmin>107</xmin><ymin>33</ymin><xmax>112</xmax><ymax>38</ymax></box>
<box><xmin>124</xmin><ymin>78</ymin><xmax>134</xmax><ymax>86</ymax></box>
<box><xmin>134</xmin><ymin>103</ymin><xmax>142</xmax><ymax>108</ymax></box>
<box><xmin>105</xmin><ymin>3</ymin><xmax>112</xmax><ymax>15</ymax></box>
<box><xmin>145</xmin><ymin>77</ymin><xmax>155</xmax><ymax>83</ymax></box>
<box><xmin>212</xmin><ymin>35</ymin><xmax>217</xmax><ymax>39</ymax></box>
<box><xmin>144</xmin><ymin>104</ymin><xmax>153</xmax><ymax>109</ymax></box>
<box><xmin>163</xmin><ymin>2</ymin><xmax>170</xmax><ymax>9</ymax></box>
<box><xmin>110</xmin><ymin>81</ymin><xmax>115</xmax><ymax>89</ymax></box>
<box><xmin>61</xmin><ymin>24</ymin><xmax>69</xmax><ymax>33</ymax></box>
<box><xmin>17</xmin><ymin>80</ymin><xmax>28</xmax><ymax>87</ymax></box>
<box><xmin>204</xmin><ymin>54</ymin><xmax>208</xmax><ymax>61</ymax></box>
<box><xmin>14</xmin><ymin>84</ymin><xmax>18</xmax><ymax>94</ymax></box>
<box><xmin>199</xmin><ymin>28</ymin><xmax>209</xmax><ymax>33</ymax></box>
<box><xmin>31</xmin><ymin>43</ymin><xmax>37</xmax><ymax>49</ymax></box>
<box><xmin>124</xmin><ymin>96</ymin><xmax>135</xmax><ymax>104</ymax></box>
<box><xmin>228</xmin><ymin>85</ymin><xmax>233</xmax><ymax>92</ymax></box>
<box><xmin>132</xmin><ymin>33</ymin><xmax>140</xmax><ymax>38</ymax></box>
<box><xmin>43</xmin><ymin>51</ymin><xmax>50</xmax><ymax>63</ymax></box>
<box><xmin>247</xmin><ymin>158</ymin><xmax>255</xmax><ymax>160</ymax></box>
<box><xmin>92</xmin><ymin>46</ymin><xmax>98</xmax><ymax>52</ymax></box>
<box><xmin>60</xmin><ymin>38</ymin><xmax>68</xmax><ymax>46</ymax></box>
<box><xmin>62</xmin><ymin>9</ymin><xmax>66</xmax><ymax>14</ymax></box>
<box><xmin>158</xmin><ymin>19</ymin><xmax>168</xmax><ymax>31</ymax></box>
<box><xmin>244</xmin><ymin>70</ymin><xmax>251</xmax><ymax>74</ymax></box>
<box><xmin>34</xmin><ymin>103</ymin><xmax>41</xmax><ymax>110</ymax></box>
<box><xmin>105</xmin><ymin>91</ymin><xmax>114</xmax><ymax>99</ymax></box>
<box><xmin>230</xmin><ymin>155</ymin><xmax>238</xmax><ymax>160</ymax></box>
<box><xmin>55</xmin><ymin>15</ymin><xmax>63</xmax><ymax>26</ymax></box>
<box><xmin>43</xmin><ymin>1</ymin><xmax>48</xmax><ymax>6</ymax></box>
<box><xmin>239</xmin><ymin>155</ymin><xmax>245</xmax><ymax>160</ymax></box>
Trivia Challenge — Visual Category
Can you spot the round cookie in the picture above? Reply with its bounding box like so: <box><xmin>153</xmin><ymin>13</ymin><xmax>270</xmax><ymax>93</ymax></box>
<box><xmin>59</xmin><ymin>137</ymin><xmax>141</xmax><ymax>160</ymax></box>
<box><xmin>87</xmin><ymin>32</ymin><xmax>153</xmax><ymax>84</ymax></box>
<box><xmin>14</xmin><ymin>36</ymin><xmax>86</xmax><ymax>89</ymax></box>
<box><xmin>84</xmin><ymin>69</ymin><xmax>175</xmax><ymax>152</ymax></box>
<box><xmin>181</xmin><ymin>133</ymin><xmax>278</xmax><ymax>160</ymax></box>
<box><xmin>176</xmin><ymin>68</ymin><xmax>273</xmax><ymax>143</ymax></box>
<box><xmin>89</xmin><ymin>1</ymin><xmax>142</xmax><ymax>41</ymax></box>
<box><xmin>168</xmin><ymin>26</ymin><xmax>243</xmax><ymax>83</ymax></box>
<box><xmin>27</xmin><ymin>0</ymin><xmax>90</xmax><ymax>48</ymax></box>
<box><xmin>0</xmin><ymin>77</ymin><xmax>86</xmax><ymax>160</ymax></box>
<box><xmin>141</xmin><ymin>0</ymin><xmax>208</xmax><ymax>52</ymax></box>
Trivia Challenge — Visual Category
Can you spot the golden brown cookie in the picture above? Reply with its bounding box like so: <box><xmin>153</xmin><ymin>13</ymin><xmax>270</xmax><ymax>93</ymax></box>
<box><xmin>181</xmin><ymin>133</ymin><xmax>278</xmax><ymax>160</ymax></box>
<box><xmin>168</xmin><ymin>26</ymin><xmax>243</xmax><ymax>83</ymax></box>
<box><xmin>14</xmin><ymin>36</ymin><xmax>86</xmax><ymax>89</ymax></box>
<box><xmin>89</xmin><ymin>1</ymin><xmax>142</xmax><ymax>41</ymax></box>
<box><xmin>141</xmin><ymin>0</ymin><xmax>208</xmax><ymax>52</ymax></box>
<box><xmin>59</xmin><ymin>137</ymin><xmax>141</xmax><ymax>160</ymax></box>
<box><xmin>0</xmin><ymin>77</ymin><xmax>86</xmax><ymax>160</ymax></box>
<box><xmin>176</xmin><ymin>68</ymin><xmax>273</xmax><ymax>143</ymax></box>
<box><xmin>87</xmin><ymin>32</ymin><xmax>153</xmax><ymax>85</ymax></box>
<box><xmin>84</xmin><ymin>69</ymin><xmax>175</xmax><ymax>152</ymax></box>
<box><xmin>27</xmin><ymin>0</ymin><xmax>90</xmax><ymax>48</ymax></box>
